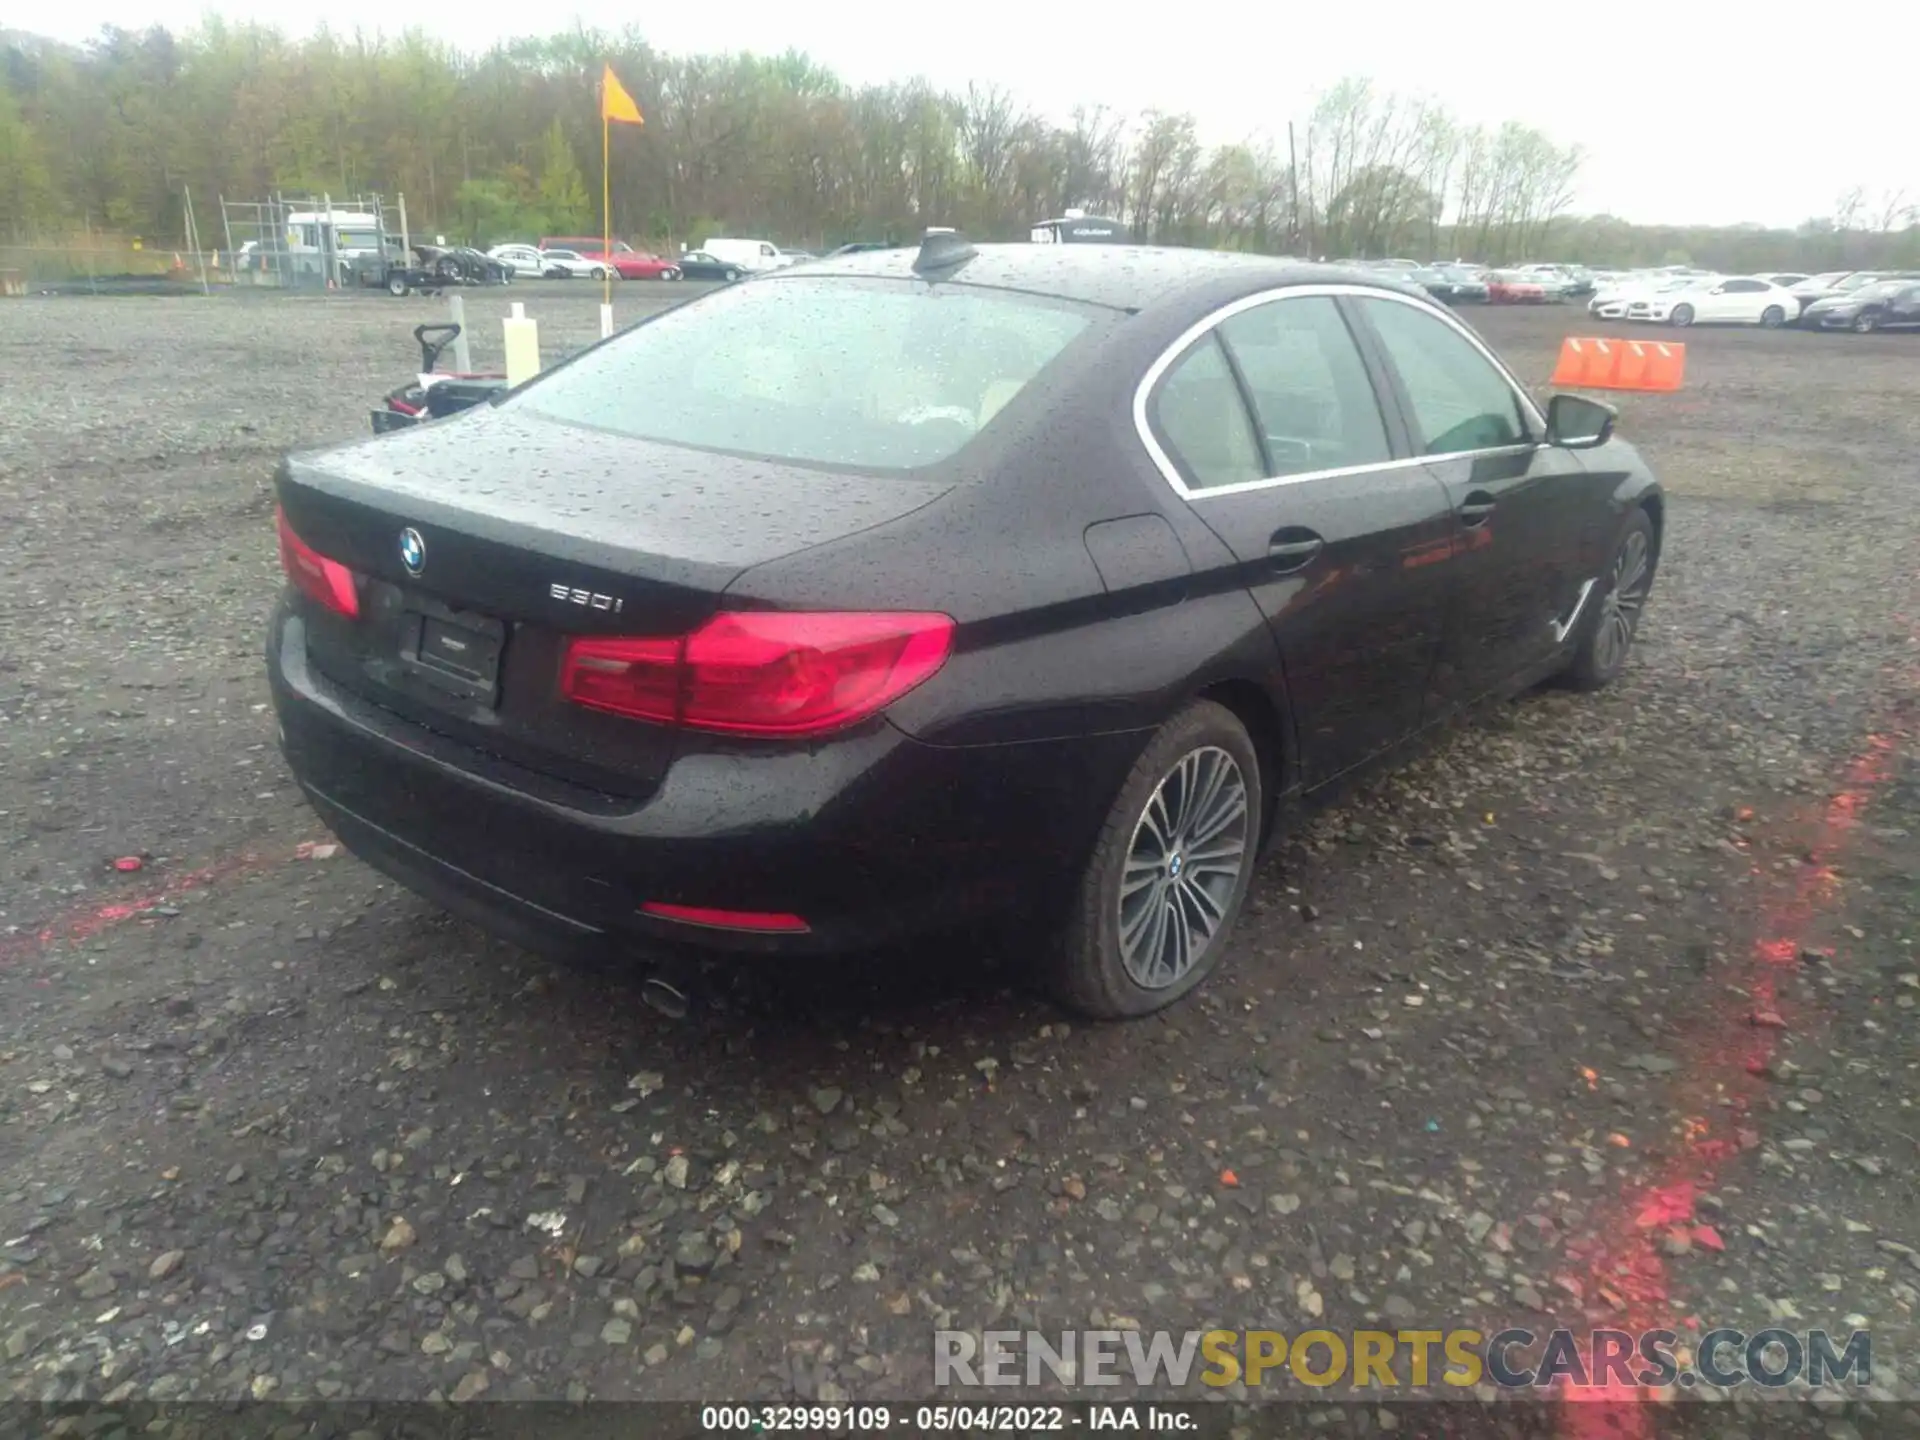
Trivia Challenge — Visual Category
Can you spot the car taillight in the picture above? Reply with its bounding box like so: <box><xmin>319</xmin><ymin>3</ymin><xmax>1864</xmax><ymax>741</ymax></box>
<box><xmin>559</xmin><ymin>611</ymin><xmax>954</xmax><ymax>737</ymax></box>
<box><xmin>276</xmin><ymin>507</ymin><xmax>360</xmax><ymax>618</ymax></box>
<box><xmin>558</xmin><ymin>635</ymin><xmax>681</xmax><ymax>724</ymax></box>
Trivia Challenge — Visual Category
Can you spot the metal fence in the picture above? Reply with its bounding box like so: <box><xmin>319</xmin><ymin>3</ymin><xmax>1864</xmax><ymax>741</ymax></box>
<box><xmin>215</xmin><ymin>192</ymin><xmax>410</xmax><ymax>290</ymax></box>
<box><xmin>1</xmin><ymin>190</ymin><xmax>415</xmax><ymax>296</ymax></box>
<box><xmin>0</xmin><ymin>242</ymin><xmax>222</xmax><ymax>293</ymax></box>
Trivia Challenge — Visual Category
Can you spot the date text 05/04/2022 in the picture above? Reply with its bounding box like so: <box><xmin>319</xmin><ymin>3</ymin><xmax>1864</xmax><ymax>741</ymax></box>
<box><xmin>699</xmin><ymin>1404</ymin><xmax>1195</xmax><ymax>1431</ymax></box>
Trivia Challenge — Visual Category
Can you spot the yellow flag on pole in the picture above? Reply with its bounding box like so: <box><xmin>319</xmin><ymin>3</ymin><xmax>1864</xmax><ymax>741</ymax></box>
<box><xmin>601</xmin><ymin>65</ymin><xmax>644</xmax><ymax>125</ymax></box>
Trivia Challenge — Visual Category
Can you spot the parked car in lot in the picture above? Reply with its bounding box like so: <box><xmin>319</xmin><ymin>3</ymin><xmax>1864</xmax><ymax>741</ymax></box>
<box><xmin>1486</xmin><ymin>271</ymin><xmax>1551</xmax><ymax>304</ymax></box>
<box><xmin>1367</xmin><ymin>264</ymin><xmax>1429</xmax><ymax>292</ymax></box>
<box><xmin>1414</xmin><ymin>265</ymin><xmax>1489</xmax><ymax>303</ymax></box>
<box><xmin>1799</xmin><ymin>279</ymin><xmax>1920</xmax><ymax>332</ymax></box>
<box><xmin>417</xmin><ymin>245</ymin><xmax>511</xmax><ymax>286</ymax></box>
<box><xmin>1628</xmin><ymin>275</ymin><xmax>1799</xmax><ymax>327</ymax></box>
<box><xmin>538</xmin><ymin>249</ymin><xmax>611</xmax><ymax>280</ymax></box>
<box><xmin>1786</xmin><ymin>270</ymin><xmax>1901</xmax><ymax>318</ymax></box>
<box><xmin>603</xmin><ymin>251</ymin><xmax>682</xmax><ymax>280</ymax></box>
<box><xmin>673</xmin><ymin>250</ymin><xmax>750</xmax><ymax>282</ymax></box>
<box><xmin>698</xmin><ymin>237</ymin><xmax>798</xmax><ymax>273</ymax></box>
<box><xmin>1444</xmin><ymin>266</ymin><xmax>1492</xmax><ymax>301</ymax></box>
<box><xmin>535</xmin><ymin>237</ymin><xmax>679</xmax><ymax>280</ymax></box>
<box><xmin>1590</xmin><ymin>274</ymin><xmax>1712</xmax><ymax>319</ymax></box>
<box><xmin>488</xmin><ymin>244</ymin><xmax>548</xmax><ymax>278</ymax></box>
<box><xmin>1517</xmin><ymin>264</ymin><xmax>1593</xmax><ymax>298</ymax></box>
<box><xmin>267</xmin><ymin>237</ymin><xmax>1663</xmax><ymax>1019</ymax></box>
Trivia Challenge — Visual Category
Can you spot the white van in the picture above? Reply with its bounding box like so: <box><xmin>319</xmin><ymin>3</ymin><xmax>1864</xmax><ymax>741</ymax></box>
<box><xmin>285</xmin><ymin>208</ymin><xmax>389</xmax><ymax>282</ymax></box>
<box><xmin>697</xmin><ymin>238</ymin><xmax>792</xmax><ymax>274</ymax></box>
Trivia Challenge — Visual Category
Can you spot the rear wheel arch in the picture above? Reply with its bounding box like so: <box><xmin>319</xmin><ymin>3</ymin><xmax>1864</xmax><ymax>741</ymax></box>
<box><xmin>1196</xmin><ymin>677</ymin><xmax>1291</xmax><ymax>846</ymax></box>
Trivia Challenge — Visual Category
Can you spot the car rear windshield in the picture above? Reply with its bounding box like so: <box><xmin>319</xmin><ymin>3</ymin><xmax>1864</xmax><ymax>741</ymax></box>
<box><xmin>513</xmin><ymin>276</ymin><xmax>1098</xmax><ymax>471</ymax></box>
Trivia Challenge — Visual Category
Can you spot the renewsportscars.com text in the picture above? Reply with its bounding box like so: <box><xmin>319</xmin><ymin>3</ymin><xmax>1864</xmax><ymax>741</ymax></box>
<box><xmin>934</xmin><ymin>1327</ymin><xmax>1872</xmax><ymax>1391</ymax></box>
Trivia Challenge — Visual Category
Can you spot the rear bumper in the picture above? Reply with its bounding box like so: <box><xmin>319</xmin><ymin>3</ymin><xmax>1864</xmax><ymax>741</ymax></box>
<box><xmin>267</xmin><ymin>603</ymin><xmax>1143</xmax><ymax>958</ymax></box>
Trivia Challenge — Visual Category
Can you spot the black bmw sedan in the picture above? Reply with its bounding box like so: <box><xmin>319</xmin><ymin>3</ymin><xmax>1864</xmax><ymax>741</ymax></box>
<box><xmin>268</xmin><ymin>235</ymin><xmax>1663</xmax><ymax>1019</ymax></box>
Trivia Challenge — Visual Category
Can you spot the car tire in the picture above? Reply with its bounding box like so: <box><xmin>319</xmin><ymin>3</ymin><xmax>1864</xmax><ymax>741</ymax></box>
<box><xmin>667</xmin><ymin>269</ymin><xmax>682</xmax><ymax>280</ymax></box>
<box><xmin>1047</xmin><ymin>700</ymin><xmax>1264</xmax><ymax>1020</ymax></box>
<box><xmin>1760</xmin><ymin>305</ymin><xmax>1785</xmax><ymax>328</ymax></box>
<box><xmin>591</xmin><ymin>267</ymin><xmax>607</xmax><ymax>281</ymax></box>
<box><xmin>1564</xmin><ymin>508</ymin><xmax>1657</xmax><ymax>692</ymax></box>
<box><xmin>1853</xmin><ymin>313</ymin><xmax>1878</xmax><ymax>334</ymax></box>
<box><xmin>387</xmin><ymin>274</ymin><xmax>409</xmax><ymax>298</ymax></box>
<box><xmin>724</xmin><ymin>268</ymin><xmax>741</xmax><ymax>282</ymax></box>
<box><xmin>1669</xmin><ymin>304</ymin><xmax>1695</xmax><ymax>328</ymax></box>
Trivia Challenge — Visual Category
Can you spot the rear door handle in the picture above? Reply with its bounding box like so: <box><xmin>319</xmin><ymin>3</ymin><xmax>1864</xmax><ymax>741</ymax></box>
<box><xmin>1458</xmin><ymin>490</ymin><xmax>1497</xmax><ymax>527</ymax></box>
<box><xmin>1268</xmin><ymin>528</ymin><xmax>1325</xmax><ymax>573</ymax></box>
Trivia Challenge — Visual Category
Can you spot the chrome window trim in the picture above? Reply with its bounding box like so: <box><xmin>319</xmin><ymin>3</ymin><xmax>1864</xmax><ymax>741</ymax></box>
<box><xmin>1132</xmin><ymin>282</ymin><xmax>1548</xmax><ymax>502</ymax></box>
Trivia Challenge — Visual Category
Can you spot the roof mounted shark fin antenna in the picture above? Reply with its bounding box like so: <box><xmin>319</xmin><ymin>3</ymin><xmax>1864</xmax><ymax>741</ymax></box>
<box><xmin>913</xmin><ymin>227</ymin><xmax>976</xmax><ymax>275</ymax></box>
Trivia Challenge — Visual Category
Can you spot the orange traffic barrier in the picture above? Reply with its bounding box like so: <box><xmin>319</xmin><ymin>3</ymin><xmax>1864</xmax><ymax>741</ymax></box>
<box><xmin>1549</xmin><ymin>336</ymin><xmax>1685</xmax><ymax>393</ymax></box>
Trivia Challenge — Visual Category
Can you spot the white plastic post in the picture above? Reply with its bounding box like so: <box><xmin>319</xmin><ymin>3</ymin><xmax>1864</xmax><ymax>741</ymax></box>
<box><xmin>447</xmin><ymin>293</ymin><xmax>472</xmax><ymax>374</ymax></box>
<box><xmin>503</xmin><ymin>301</ymin><xmax>541</xmax><ymax>387</ymax></box>
<box><xmin>600</xmin><ymin>303</ymin><xmax>614</xmax><ymax>340</ymax></box>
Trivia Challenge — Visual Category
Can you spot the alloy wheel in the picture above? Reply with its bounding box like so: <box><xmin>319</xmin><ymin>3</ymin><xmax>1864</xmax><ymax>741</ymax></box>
<box><xmin>1117</xmin><ymin>746</ymin><xmax>1251</xmax><ymax>990</ymax></box>
<box><xmin>1591</xmin><ymin>528</ymin><xmax>1652</xmax><ymax>676</ymax></box>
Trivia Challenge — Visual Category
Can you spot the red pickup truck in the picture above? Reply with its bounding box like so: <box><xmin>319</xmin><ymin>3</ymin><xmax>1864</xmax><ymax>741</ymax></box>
<box><xmin>538</xmin><ymin>238</ymin><xmax>681</xmax><ymax>280</ymax></box>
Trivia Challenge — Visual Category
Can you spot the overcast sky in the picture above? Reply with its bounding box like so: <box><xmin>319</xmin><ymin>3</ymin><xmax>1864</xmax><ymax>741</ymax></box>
<box><xmin>26</xmin><ymin>0</ymin><xmax>1913</xmax><ymax>229</ymax></box>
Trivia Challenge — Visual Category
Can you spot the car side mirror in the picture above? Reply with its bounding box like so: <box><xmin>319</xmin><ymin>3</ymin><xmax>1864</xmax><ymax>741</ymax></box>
<box><xmin>1545</xmin><ymin>393</ymin><xmax>1616</xmax><ymax>450</ymax></box>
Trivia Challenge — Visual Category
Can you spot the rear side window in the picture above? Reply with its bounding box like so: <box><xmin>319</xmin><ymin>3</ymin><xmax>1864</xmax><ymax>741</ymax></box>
<box><xmin>1150</xmin><ymin>336</ymin><xmax>1265</xmax><ymax>491</ymax></box>
<box><xmin>1358</xmin><ymin>298</ymin><xmax>1531</xmax><ymax>456</ymax></box>
<box><xmin>1217</xmin><ymin>296</ymin><xmax>1392</xmax><ymax>477</ymax></box>
<box><xmin>515</xmin><ymin>277</ymin><xmax>1095</xmax><ymax>471</ymax></box>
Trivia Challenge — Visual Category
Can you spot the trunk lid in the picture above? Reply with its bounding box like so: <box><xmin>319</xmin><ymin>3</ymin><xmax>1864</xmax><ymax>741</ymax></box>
<box><xmin>278</xmin><ymin>406</ymin><xmax>952</xmax><ymax>795</ymax></box>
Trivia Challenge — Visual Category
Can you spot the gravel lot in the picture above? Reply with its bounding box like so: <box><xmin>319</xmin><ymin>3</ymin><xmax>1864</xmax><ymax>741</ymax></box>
<box><xmin>1</xmin><ymin>284</ymin><xmax>1917</xmax><ymax>1429</ymax></box>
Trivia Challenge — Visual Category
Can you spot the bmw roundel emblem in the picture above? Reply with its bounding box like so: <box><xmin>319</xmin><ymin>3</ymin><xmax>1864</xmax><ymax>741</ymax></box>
<box><xmin>398</xmin><ymin>527</ymin><xmax>426</xmax><ymax>576</ymax></box>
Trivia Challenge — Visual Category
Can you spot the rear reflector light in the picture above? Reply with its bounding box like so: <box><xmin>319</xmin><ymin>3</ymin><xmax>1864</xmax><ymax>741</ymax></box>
<box><xmin>276</xmin><ymin>507</ymin><xmax>360</xmax><ymax>618</ymax></box>
<box><xmin>559</xmin><ymin>634</ymin><xmax>681</xmax><ymax>722</ymax></box>
<box><xmin>560</xmin><ymin>611</ymin><xmax>953</xmax><ymax>737</ymax></box>
<box><xmin>640</xmin><ymin>902</ymin><xmax>810</xmax><ymax>933</ymax></box>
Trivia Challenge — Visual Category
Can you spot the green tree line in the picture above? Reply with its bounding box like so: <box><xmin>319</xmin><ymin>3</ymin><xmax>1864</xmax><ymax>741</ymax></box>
<box><xmin>2</xmin><ymin>23</ymin><xmax>1915</xmax><ymax>271</ymax></box>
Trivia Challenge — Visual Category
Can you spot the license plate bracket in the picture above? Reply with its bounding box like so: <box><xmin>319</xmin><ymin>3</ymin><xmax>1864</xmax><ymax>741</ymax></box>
<box><xmin>399</xmin><ymin>597</ymin><xmax>506</xmax><ymax>706</ymax></box>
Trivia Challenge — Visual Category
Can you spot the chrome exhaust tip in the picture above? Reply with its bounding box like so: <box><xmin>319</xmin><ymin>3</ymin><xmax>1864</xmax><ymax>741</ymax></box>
<box><xmin>640</xmin><ymin>974</ymin><xmax>691</xmax><ymax>1021</ymax></box>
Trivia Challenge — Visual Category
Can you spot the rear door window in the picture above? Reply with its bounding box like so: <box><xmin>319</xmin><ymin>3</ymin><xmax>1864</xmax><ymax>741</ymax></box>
<box><xmin>1147</xmin><ymin>336</ymin><xmax>1265</xmax><ymax>491</ymax></box>
<box><xmin>1216</xmin><ymin>296</ymin><xmax>1392</xmax><ymax>477</ymax></box>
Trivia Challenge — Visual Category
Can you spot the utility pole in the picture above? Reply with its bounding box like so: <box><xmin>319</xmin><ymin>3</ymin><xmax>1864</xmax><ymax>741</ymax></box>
<box><xmin>1303</xmin><ymin>127</ymin><xmax>1317</xmax><ymax>259</ymax></box>
<box><xmin>1287</xmin><ymin>122</ymin><xmax>1301</xmax><ymax>254</ymax></box>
